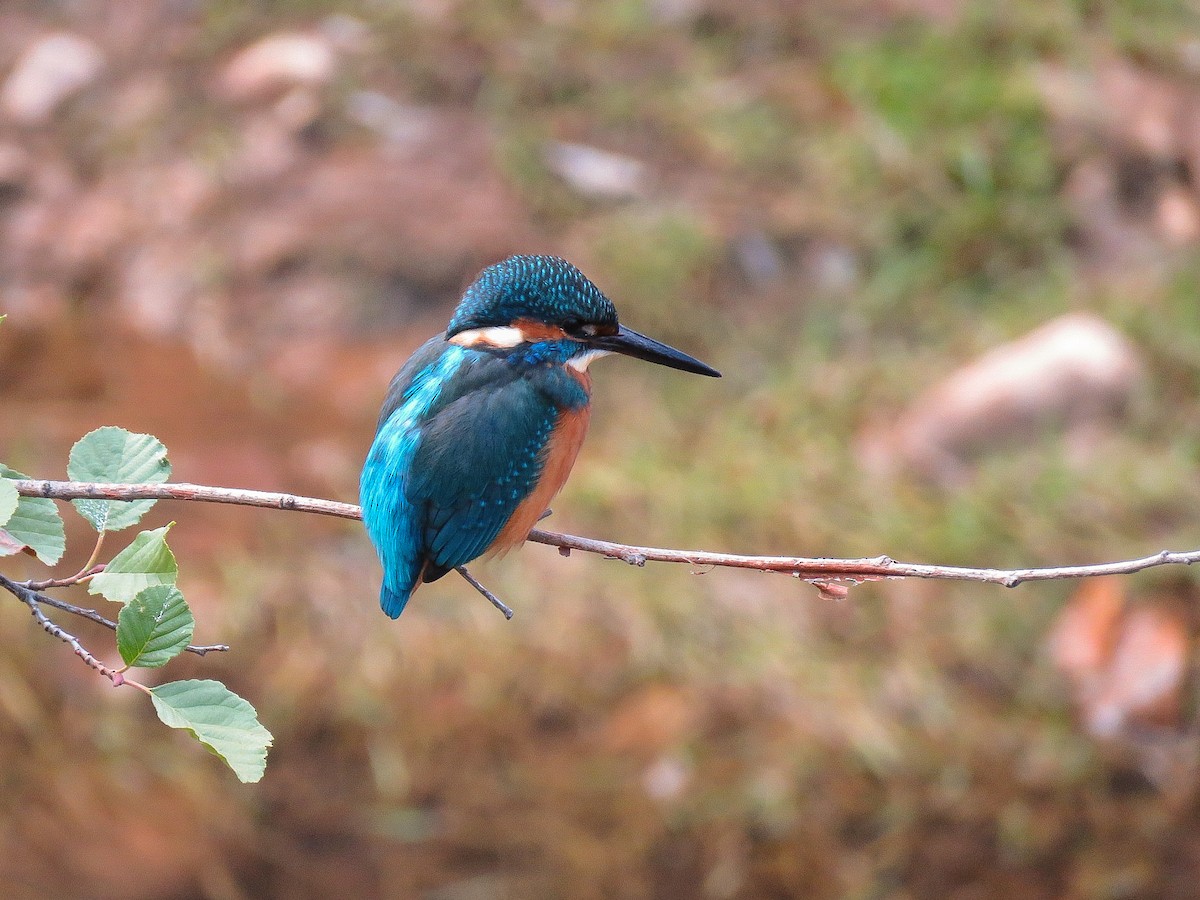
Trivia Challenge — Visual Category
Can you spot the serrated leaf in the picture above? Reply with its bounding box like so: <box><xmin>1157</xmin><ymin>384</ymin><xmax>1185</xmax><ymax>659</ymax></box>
<box><xmin>150</xmin><ymin>680</ymin><xmax>273</xmax><ymax>783</ymax></box>
<box><xmin>117</xmin><ymin>585</ymin><xmax>194</xmax><ymax>668</ymax></box>
<box><xmin>0</xmin><ymin>465</ymin><xmax>66</xmax><ymax>564</ymax></box>
<box><xmin>0</xmin><ymin>478</ymin><xmax>17</xmax><ymax>529</ymax></box>
<box><xmin>88</xmin><ymin>524</ymin><xmax>177</xmax><ymax>603</ymax></box>
<box><xmin>68</xmin><ymin>427</ymin><xmax>171</xmax><ymax>532</ymax></box>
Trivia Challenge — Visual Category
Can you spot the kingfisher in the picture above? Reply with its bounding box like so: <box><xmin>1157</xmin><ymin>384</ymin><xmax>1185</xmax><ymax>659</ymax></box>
<box><xmin>360</xmin><ymin>254</ymin><xmax>720</xmax><ymax>619</ymax></box>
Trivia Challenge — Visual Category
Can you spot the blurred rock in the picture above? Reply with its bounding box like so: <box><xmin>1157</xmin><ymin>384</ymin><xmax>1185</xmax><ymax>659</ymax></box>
<box><xmin>1036</xmin><ymin>60</ymin><xmax>1188</xmax><ymax>160</ymax></box>
<box><xmin>1039</xmin><ymin>61</ymin><xmax>1200</xmax><ymax>252</ymax></box>
<box><xmin>1049</xmin><ymin>577</ymin><xmax>1123</xmax><ymax>691</ymax></box>
<box><xmin>319</xmin><ymin>14</ymin><xmax>370</xmax><ymax>53</ymax></box>
<box><xmin>1</xmin><ymin>32</ymin><xmax>105</xmax><ymax>124</ymax></box>
<box><xmin>1088</xmin><ymin>605</ymin><xmax>1187</xmax><ymax>738</ymax></box>
<box><xmin>858</xmin><ymin>314</ymin><xmax>1144</xmax><ymax>483</ymax></box>
<box><xmin>649</xmin><ymin>0</ymin><xmax>705</xmax><ymax>25</ymax></box>
<box><xmin>732</xmin><ymin>230</ymin><xmax>785</xmax><ymax>286</ymax></box>
<box><xmin>544</xmin><ymin>141</ymin><xmax>649</xmax><ymax>200</ymax></box>
<box><xmin>119</xmin><ymin>239</ymin><xmax>204</xmax><ymax>337</ymax></box>
<box><xmin>346</xmin><ymin>91</ymin><xmax>437</xmax><ymax>147</ymax></box>
<box><xmin>272</xmin><ymin>87</ymin><xmax>323</xmax><ymax>134</ymax></box>
<box><xmin>1063</xmin><ymin>157</ymin><xmax>1162</xmax><ymax>264</ymax></box>
<box><xmin>1049</xmin><ymin>578</ymin><xmax>1188</xmax><ymax>740</ymax></box>
<box><xmin>803</xmin><ymin>239</ymin><xmax>860</xmax><ymax>291</ymax></box>
<box><xmin>220</xmin><ymin>32</ymin><xmax>335</xmax><ymax>102</ymax></box>
<box><xmin>55</xmin><ymin>182</ymin><xmax>131</xmax><ymax>273</ymax></box>
<box><xmin>227</xmin><ymin>115</ymin><xmax>302</xmax><ymax>184</ymax></box>
<box><xmin>1156</xmin><ymin>185</ymin><xmax>1200</xmax><ymax>245</ymax></box>
<box><xmin>219</xmin><ymin>127</ymin><xmax>536</xmax><ymax>308</ymax></box>
<box><xmin>642</xmin><ymin>754</ymin><xmax>690</xmax><ymax>801</ymax></box>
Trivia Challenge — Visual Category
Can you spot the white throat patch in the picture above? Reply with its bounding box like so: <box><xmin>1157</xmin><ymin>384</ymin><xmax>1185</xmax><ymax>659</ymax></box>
<box><xmin>566</xmin><ymin>349</ymin><xmax>612</xmax><ymax>372</ymax></box>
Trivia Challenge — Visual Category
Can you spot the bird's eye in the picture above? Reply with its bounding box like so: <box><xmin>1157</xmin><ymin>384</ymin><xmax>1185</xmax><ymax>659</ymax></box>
<box><xmin>561</xmin><ymin>317</ymin><xmax>585</xmax><ymax>336</ymax></box>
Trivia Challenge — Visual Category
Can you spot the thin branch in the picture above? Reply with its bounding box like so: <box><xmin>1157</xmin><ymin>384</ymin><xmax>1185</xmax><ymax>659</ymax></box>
<box><xmin>456</xmin><ymin>565</ymin><xmax>514</xmax><ymax>619</ymax></box>
<box><xmin>525</xmin><ymin>532</ymin><xmax>1200</xmax><ymax>588</ymax></box>
<box><xmin>12</xmin><ymin>480</ymin><xmax>361</xmax><ymax>519</ymax></box>
<box><xmin>10</xmin><ymin>479</ymin><xmax>1200</xmax><ymax>588</ymax></box>
<box><xmin>0</xmin><ymin>573</ymin><xmax>127</xmax><ymax>686</ymax></box>
<box><xmin>0</xmin><ymin>574</ymin><xmax>229</xmax><ymax>656</ymax></box>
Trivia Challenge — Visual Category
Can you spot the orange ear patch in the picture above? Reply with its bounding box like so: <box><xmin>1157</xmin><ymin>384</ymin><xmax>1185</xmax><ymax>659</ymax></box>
<box><xmin>514</xmin><ymin>319</ymin><xmax>570</xmax><ymax>342</ymax></box>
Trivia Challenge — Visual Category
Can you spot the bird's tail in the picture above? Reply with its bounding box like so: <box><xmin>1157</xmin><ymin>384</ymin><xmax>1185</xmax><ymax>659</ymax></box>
<box><xmin>380</xmin><ymin>581</ymin><xmax>414</xmax><ymax>619</ymax></box>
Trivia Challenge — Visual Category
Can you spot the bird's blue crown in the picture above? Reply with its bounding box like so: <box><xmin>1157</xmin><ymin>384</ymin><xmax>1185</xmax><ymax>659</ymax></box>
<box><xmin>447</xmin><ymin>255</ymin><xmax>618</xmax><ymax>336</ymax></box>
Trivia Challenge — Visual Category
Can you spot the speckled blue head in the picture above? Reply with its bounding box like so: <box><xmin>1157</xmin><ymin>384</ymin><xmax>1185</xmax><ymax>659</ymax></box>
<box><xmin>447</xmin><ymin>255</ymin><xmax>618</xmax><ymax>336</ymax></box>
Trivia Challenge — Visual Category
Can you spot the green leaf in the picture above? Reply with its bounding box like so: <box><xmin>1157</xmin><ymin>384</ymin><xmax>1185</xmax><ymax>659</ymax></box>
<box><xmin>150</xmin><ymin>680</ymin><xmax>273</xmax><ymax>783</ymax></box>
<box><xmin>68</xmin><ymin>427</ymin><xmax>171</xmax><ymax>532</ymax></box>
<box><xmin>0</xmin><ymin>465</ymin><xmax>66</xmax><ymax>564</ymax></box>
<box><xmin>88</xmin><ymin>524</ymin><xmax>177</xmax><ymax>603</ymax></box>
<box><xmin>0</xmin><ymin>478</ymin><xmax>17</xmax><ymax>529</ymax></box>
<box><xmin>117</xmin><ymin>585</ymin><xmax>194</xmax><ymax>668</ymax></box>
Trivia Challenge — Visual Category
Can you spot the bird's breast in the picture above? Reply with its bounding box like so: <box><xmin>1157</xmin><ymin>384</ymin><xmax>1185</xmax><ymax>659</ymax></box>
<box><xmin>489</xmin><ymin>391</ymin><xmax>591</xmax><ymax>554</ymax></box>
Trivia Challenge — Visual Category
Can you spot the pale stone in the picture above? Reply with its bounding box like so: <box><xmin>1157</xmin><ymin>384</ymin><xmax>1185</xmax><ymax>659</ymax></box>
<box><xmin>220</xmin><ymin>32</ymin><xmax>335</xmax><ymax>101</ymax></box>
<box><xmin>2</xmin><ymin>33</ymin><xmax>105</xmax><ymax>124</ymax></box>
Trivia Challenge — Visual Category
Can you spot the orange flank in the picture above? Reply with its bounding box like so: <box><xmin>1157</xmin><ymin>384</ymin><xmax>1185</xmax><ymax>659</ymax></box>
<box><xmin>490</xmin><ymin>394</ymin><xmax>591</xmax><ymax>554</ymax></box>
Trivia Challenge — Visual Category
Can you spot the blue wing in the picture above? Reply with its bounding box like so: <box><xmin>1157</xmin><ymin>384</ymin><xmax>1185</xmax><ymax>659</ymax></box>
<box><xmin>407</xmin><ymin>360</ymin><xmax>558</xmax><ymax>580</ymax></box>
<box><xmin>360</xmin><ymin>336</ymin><xmax>463</xmax><ymax>617</ymax></box>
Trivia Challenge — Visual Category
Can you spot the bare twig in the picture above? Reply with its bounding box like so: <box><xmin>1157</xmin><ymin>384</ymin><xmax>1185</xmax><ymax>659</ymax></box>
<box><xmin>456</xmin><ymin>565</ymin><xmax>514</xmax><ymax>619</ymax></box>
<box><xmin>0</xmin><ymin>573</ymin><xmax>146</xmax><ymax>690</ymax></box>
<box><xmin>0</xmin><ymin>575</ymin><xmax>229</xmax><ymax>656</ymax></box>
<box><xmin>10</xmin><ymin>479</ymin><xmax>1200</xmax><ymax>588</ymax></box>
<box><xmin>524</xmin><ymin>533</ymin><xmax>1200</xmax><ymax>588</ymax></box>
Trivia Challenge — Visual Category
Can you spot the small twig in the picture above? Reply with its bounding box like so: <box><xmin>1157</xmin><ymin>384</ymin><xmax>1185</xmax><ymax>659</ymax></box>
<box><xmin>456</xmin><ymin>566</ymin><xmax>514</xmax><ymax>619</ymax></box>
<box><xmin>26</xmin><ymin>563</ymin><xmax>104</xmax><ymax>590</ymax></box>
<box><xmin>0</xmin><ymin>574</ymin><xmax>229</xmax><ymax>656</ymax></box>
<box><xmin>10</xmin><ymin>479</ymin><xmax>1200</xmax><ymax>588</ymax></box>
<box><xmin>0</xmin><ymin>573</ymin><xmax>145</xmax><ymax>689</ymax></box>
<box><xmin>25</xmin><ymin>530</ymin><xmax>108</xmax><ymax>589</ymax></box>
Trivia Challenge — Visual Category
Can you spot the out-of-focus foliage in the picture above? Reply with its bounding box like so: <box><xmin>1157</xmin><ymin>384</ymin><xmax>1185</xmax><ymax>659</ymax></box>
<box><xmin>2</xmin><ymin>0</ymin><xmax>1200</xmax><ymax>896</ymax></box>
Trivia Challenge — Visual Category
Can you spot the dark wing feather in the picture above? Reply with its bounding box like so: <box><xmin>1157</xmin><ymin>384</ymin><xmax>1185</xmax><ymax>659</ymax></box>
<box><xmin>407</xmin><ymin>359</ymin><xmax>557</xmax><ymax>576</ymax></box>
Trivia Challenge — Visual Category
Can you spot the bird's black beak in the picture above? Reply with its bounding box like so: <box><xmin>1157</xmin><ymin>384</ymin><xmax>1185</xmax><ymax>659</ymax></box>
<box><xmin>592</xmin><ymin>325</ymin><xmax>721</xmax><ymax>377</ymax></box>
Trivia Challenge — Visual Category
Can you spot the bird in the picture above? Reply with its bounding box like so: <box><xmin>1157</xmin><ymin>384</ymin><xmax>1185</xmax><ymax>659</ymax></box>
<box><xmin>360</xmin><ymin>254</ymin><xmax>720</xmax><ymax>619</ymax></box>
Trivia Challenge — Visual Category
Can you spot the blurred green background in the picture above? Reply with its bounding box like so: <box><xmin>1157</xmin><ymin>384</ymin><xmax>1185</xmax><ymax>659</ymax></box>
<box><xmin>2</xmin><ymin>0</ymin><xmax>1200</xmax><ymax>896</ymax></box>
